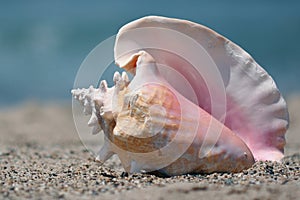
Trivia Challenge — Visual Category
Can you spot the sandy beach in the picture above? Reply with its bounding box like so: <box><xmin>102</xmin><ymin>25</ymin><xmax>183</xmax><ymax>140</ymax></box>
<box><xmin>0</xmin><ymin>96</ymin><xmax>299</xmax><ymax>200</ymax></box>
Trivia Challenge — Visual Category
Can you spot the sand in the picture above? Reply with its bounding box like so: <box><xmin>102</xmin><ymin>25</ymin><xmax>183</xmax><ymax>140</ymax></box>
<box><xmin>0</xmin><ymin>96</ymin><xmax>299</xmax><ymax>200</ymax></box>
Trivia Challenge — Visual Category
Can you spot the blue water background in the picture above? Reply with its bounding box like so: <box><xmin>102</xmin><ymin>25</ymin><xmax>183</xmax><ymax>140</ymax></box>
<box><xmin>0</xmin><ymin>0</ymin><xmax>299</xmax><ymax>106</ymax></box>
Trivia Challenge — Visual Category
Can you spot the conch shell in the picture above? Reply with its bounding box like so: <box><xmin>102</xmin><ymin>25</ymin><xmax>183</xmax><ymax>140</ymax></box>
<box><xmin>72</xmin><ymin>16</ymin><xmax>289</xmax><ymax>176</ymax></box>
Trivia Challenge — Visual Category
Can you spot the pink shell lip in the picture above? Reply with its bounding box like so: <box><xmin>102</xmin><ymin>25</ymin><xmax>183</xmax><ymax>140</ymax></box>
<box><xmin>114</xmin><ymin>16</ymin><xmax>289</xmax><ymax>162</ymax></box>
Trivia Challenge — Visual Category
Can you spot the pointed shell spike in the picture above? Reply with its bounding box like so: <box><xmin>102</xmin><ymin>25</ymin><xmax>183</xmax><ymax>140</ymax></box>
<box><xmin>95</xmin><ymin>138</ymin><xmax>115</xmax><ymax>164</ymax></box>
<box><xmin>100</xmin><ymin>80</ymin><xmax>108</xmax><ymax>92</ymax></box>
<box><xmin>87</xmin><ymin>112</ymin><xmax>98</xmax><ymax>127</ymax></box>
<box><xmin>121</xmin><ymin>71</ymin><xmax>130</xmax><ymax>84</ymax></box>
<box><xmin>113</xmin><ymin>71</ymin><xmax>121</xmax><ymax>85</ymax></box>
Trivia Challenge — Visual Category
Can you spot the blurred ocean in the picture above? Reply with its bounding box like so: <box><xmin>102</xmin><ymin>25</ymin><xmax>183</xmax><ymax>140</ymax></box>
<box><xmin>0</xmin><ymin>0</ymin><xmax>299</xmax><ymax>106</ymax></box>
